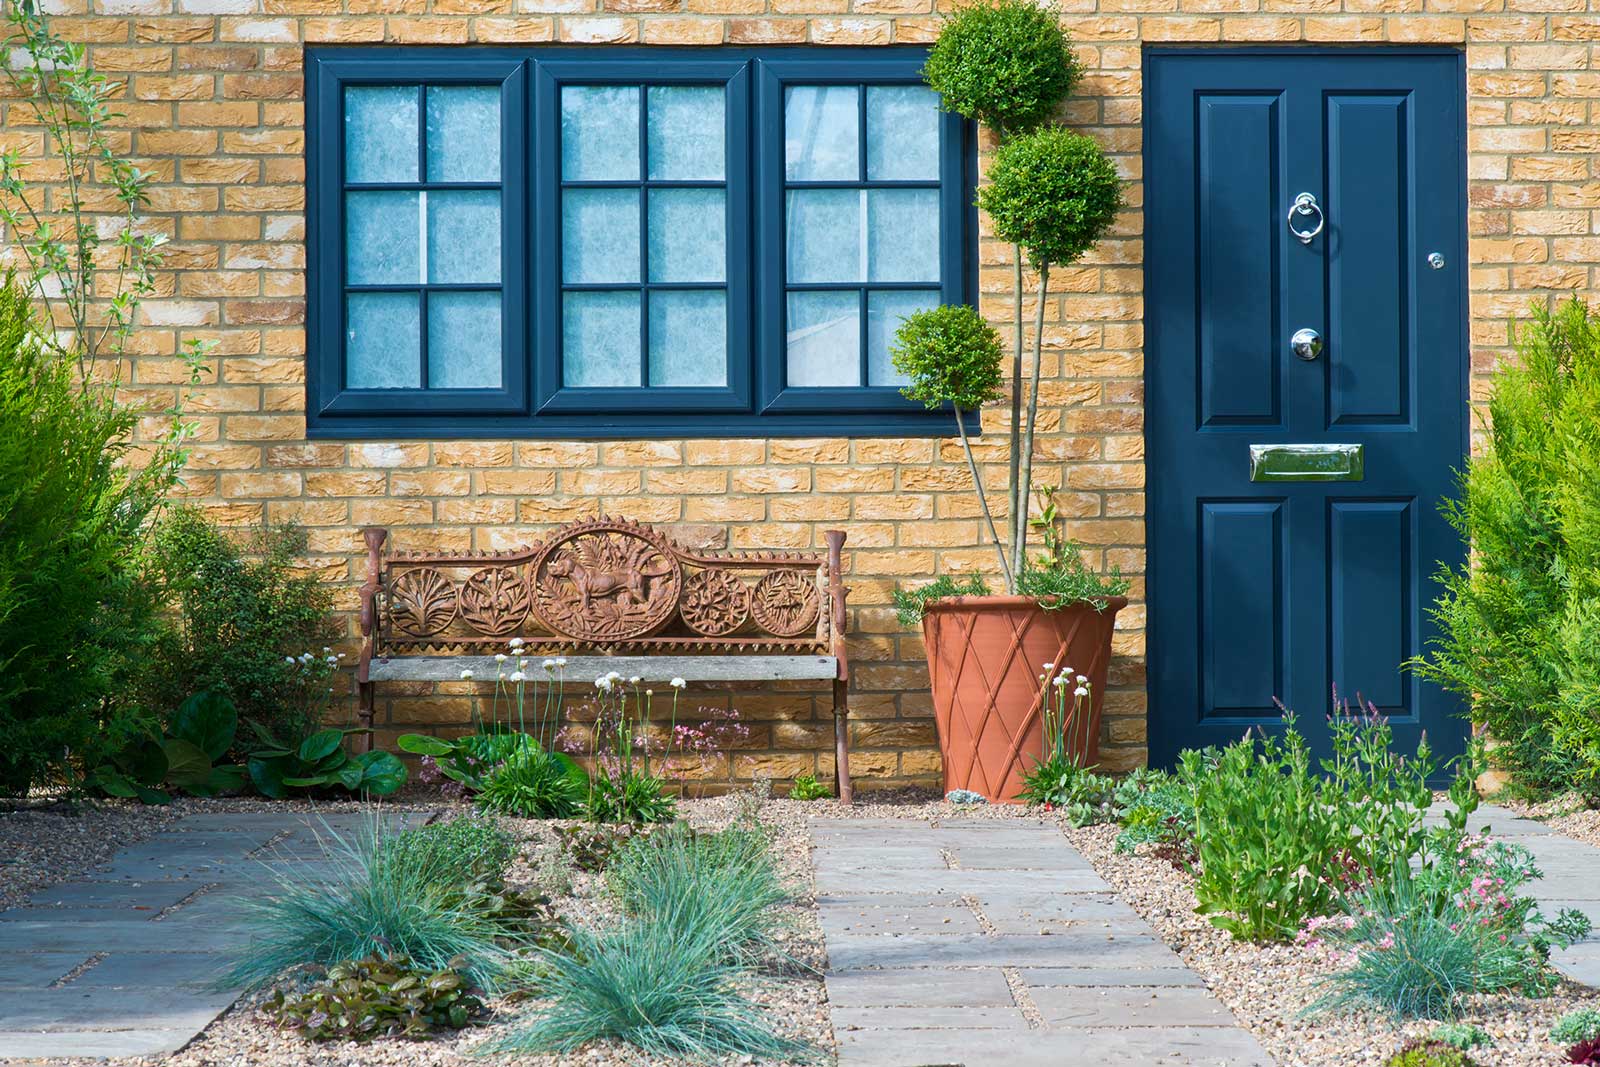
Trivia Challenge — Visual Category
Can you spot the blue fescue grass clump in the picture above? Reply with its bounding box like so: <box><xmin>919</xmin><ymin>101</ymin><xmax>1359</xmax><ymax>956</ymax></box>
<box><xmin>483</xmin><ymin>915</ymin><xmax>809</xmax><ymax>1060</ymax></box>
<box><xmin>222</xmin><ymin>817</ymin><xmax>525</xmax><ymax>993</ymax></box>
<box><xmin>604</xmin><ymin>823</ymin><xmax>789</xmax><ymax>964</ymax></box>
<box><xmin>375</xmin><ymin>813</ymin><xmax>515</xmax><ymax>887</ymax></box>
<box><xmin>487</xmin><ymin>822</ymin><xmax>809</xmax><ymax>1061</ymax></box>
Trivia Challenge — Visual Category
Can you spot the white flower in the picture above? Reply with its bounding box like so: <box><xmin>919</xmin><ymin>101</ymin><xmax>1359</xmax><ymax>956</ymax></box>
<box><xmin>284</xmin><ymin>656</ymin><xmax>296</xmax><ymax>665</ymax></box>
<box><xmin>669</xmin><ymin>677</ymin><xmax>687</xmax><ymax>689</ymax></box>
<box><xmin>510</xmin><ymin>671</ymin><xmax>525</xmax><ymax>682</ymax></box>
<box><xmin>1076</xmin><ymin>674</ymin><xmax>1088</xmax><ymax>685</ymax></box>
<box><xmin>1061</xmin><ymin>665</ymin><xmax>1074</xmax><ymax>676</ymax></box>
<box><xmin>459</xmin><ymin>669</ymin><xmax>475</xmax><ymax>680</ymax></box>
<box><xmin>1042</xmin><ymin>662</ymin><xmax>1054</xmax><ymax>671</ymax></box>
<box><xmin>495</xmin><ymin>653</ymin><xmax>508</xmax><ymax>663</ymax></box>
<box><xmin>1053</xmin><ymin>675</ymin><xmax>1070</xmax><ymax>686</ymax></box>
<box><xmin>542</xmin><ymin>659</ymin><xmax>556</xmax><ymax>671</ymax></box>
<box><xmin>554</xmin><ymin>657</ymin><xmax>567</xmax><ymax>667</ymax></box>
<box><xmin>595</xmin><ymin>676</ymin><xmax>614</xmax><ymax>691</ymax></box>
<box><xmin>1074</xmin><ymin>686</ymin><xmax>1089</xmax><ymax>698</ymax></box>
<box><xmin>629</xmin><ymin>675</ymin><xmax>641</xmax><ymax>685</ymax></box>
<box><xmin>322</xmin><ymin>646</ymin><xmax>332</xmax><ymax>654</ymax></box>
<box><xmin>509</xmin><ymin>637</ymin><xmax>525</xmax><ymax>648</ymax></box>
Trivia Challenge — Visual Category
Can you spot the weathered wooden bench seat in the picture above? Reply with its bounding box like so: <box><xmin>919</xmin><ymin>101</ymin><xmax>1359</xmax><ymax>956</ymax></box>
<box><xmin>356</xmin><ymin>518</ymin><xmax>854</xmax><ymax>801</ymax></box>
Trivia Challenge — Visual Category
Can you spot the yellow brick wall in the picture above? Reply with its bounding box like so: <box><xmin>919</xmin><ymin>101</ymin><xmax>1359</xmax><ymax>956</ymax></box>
<box><xmin>5</xmin><ymin>0</ymin><xmax>1590</xmax><ymax>791</ymax></box>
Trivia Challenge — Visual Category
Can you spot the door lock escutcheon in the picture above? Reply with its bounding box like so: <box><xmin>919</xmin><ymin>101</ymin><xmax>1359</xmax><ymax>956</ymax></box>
<box><xmin>1291</xmin><ymin>327</ymin><xmax>1323</xmax><ymax>362</ymax></box>
<box><xmin>1287</xmin><ymin>192</ymin><xmax>1325</xmax><ymax>244</ymax></box>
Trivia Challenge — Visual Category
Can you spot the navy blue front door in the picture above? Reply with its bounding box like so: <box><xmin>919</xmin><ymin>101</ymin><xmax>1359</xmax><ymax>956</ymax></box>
<box><xmin>1145</xmin><ymin>50</ymin><xmax>1468</xmax><ymax>768</ymax></box>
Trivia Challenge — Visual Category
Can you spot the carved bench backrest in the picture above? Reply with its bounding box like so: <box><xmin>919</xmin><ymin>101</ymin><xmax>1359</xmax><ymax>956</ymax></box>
<box><xmin>366</xmin><ymin>517</ymin><xmax>840</xmax><ymax>655</ymax></box>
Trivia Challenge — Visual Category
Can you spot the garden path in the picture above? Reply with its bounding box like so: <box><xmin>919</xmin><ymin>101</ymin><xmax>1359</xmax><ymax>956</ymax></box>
<box><xmin>811</xmin><ymin>816</ymin><xmax>1274</xmax><ymax>1067</ymax></box>
<box><xmin>0</xmin><ymin>809</ymin><xmax>430</xmax><ymax>1060</ymax></box>
<box><xmin>1428</xmin><ymin>802</ymin><xmax>1600</xmax><ymax>988</ymax></box>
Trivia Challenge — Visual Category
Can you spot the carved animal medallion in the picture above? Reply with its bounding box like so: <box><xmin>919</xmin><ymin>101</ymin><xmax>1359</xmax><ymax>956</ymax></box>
<box><xmin>530</xmin><ymin>520</ymin><xmax>683</xmax><ymax>641</ymax></box>
<box><xmin>680</xmin><ymin>569</ymin><xmax>750</xmax><ymax>637</ymax></box>
<box><xmin>750</xmin><ymin>569</ymin><xmax>820</xmax><ymax>638</ymax></box>
<box><xmin>388</xmin><ymin>567</ymin><xmax>458</xmax><ymax>637</ymax></box>
<box><xmin>459</xmin><ymin>565</ymin><xmax>533</xmax><ymax>637</ymax></box>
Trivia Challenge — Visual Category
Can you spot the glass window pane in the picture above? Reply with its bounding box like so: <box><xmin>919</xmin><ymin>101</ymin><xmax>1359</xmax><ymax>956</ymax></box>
<box><xmin>563</xmin><ymin>188</ymin><xmax>640</xmax><ymax>284</ymax></box>
<box><xmin>867</xmin><ymin>289</ymin><xmax>936</xmax><ymax>387</ymax></box>
<box><xmin>426</xmin><ymin>86</ymin><xmax>500</xmax><ymax>183</ymax></box>
<box><xmin>648</xmin><ymin>188</ymin><xmax>725</xmax><ymax>283</ymax></box>
<box><xmin>346</xmin><ymin>190</ymin><xmax>420</xmax><ymax>285</ymax></box>
<box><xmin>562</xmin><ymin>85</ymin><xmax>640</xmax><ymax>181</ymax></box>
<box><xmin>428</xmin><ymin>291</ymin><xmax>502</xmax><ymax>389</ymax></box>
<box><xmin>785</xmin><ymin>85</ymin><xmax>858</xmax><ymax>181</ymax></box>
<box><xmin>647</xmin><ymin>86</ymin><xmax>724</xmax><ymax>181</ymax></box>
<box><xmin>649</xmin><ymin>290</ymin><xmax>726</xmax><ymax>387</ymax></box>
<box><xmin>786</xmin><ymin>290</ymin><xmax>860</xmax><ymax>387</ymax></box>
<box><xmin>426</xmin><ymin>190</ymin><xmax>501</xmax><ymax>284</ymax></box>
<box><xmin>866</xmin><ymin>86</ymin><xmax>940</xmax><ymax>181</ymax></box>
<box><xmin>346</xmin><ymin>292</ymin><xmax>420</xmax><ymax>389</ymax></box>
<box><xmin>867</xmin><ymin>188</ymin><xmax>940</xmax><ymax>283</ymax></box>
<box><xmin>564</xmin><ymin>291</ymin><xmax>641</xmax><ymax>387</ymax></box>
<box><xmin>786</xmin><ymin>188</ymin><xmax>861</xmax><ymax>284</ymax></box>
<box><xmin>345</xmin><ymin>86</ymin><xmax>418</xmax><ymax>184</ymax></box>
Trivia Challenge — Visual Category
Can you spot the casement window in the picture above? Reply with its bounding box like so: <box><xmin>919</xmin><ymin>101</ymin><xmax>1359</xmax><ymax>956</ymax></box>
<box><xmin>306</xmin><ymin>47</ymin><xmax>975</xmax><ymax>439</ymax></box>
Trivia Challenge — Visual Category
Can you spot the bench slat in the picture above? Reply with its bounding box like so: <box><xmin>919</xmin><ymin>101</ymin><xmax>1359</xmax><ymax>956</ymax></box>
<box><xmin>368</xmin><ymin>654</ymin><xmax>840</xmax><ymax>683</ymax></box>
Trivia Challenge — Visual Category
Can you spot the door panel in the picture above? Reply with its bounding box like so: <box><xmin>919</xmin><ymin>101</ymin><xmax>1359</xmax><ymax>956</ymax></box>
<box><xmin>1146</xmin><ymin>50</ymin><xmax>1467</xmax><ymax>769</ymax></box>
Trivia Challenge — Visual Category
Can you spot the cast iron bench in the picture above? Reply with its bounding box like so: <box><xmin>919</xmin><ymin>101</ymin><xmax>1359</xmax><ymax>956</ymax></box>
<box><xmin>356</xmin><ymin>518</ymin><xmax>854</xmax><ymax>802</ymax></box>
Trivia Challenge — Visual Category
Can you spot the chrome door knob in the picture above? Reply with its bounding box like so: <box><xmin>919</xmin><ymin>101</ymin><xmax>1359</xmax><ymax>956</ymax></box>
<box><xmin>1291</xmin><ymin>327</ymin><xmax>1323</xmax><ymax>362</ymax></box>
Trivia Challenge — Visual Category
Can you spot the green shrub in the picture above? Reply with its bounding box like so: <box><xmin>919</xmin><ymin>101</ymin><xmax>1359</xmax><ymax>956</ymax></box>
<box><xmin>1114</xmin><ymin>777</ymin><xmax>1197</xmax><ymax>869</ymax></box>
<box><xmin>0</xmin><ymin>281</ymin><xmax>177</xmax><ymax>795</ymax></box>
<box><xmin>1412</xmin><ymin>298</ymin><xmax>1600</xmax><ymax>797</ymax></box>
<box><xmin>267</xmin><ymin>954</ymin><xmax>484</xmax><ymax>1042</ymax></box>
<box><xmin>1431</xmin><ymin>1023</ymin><xmax>1492</xmax><ymax>1051</ymax></box>
<box><xmin>788</xmin><ymin>773</ymin><xmax>832</xmax><ymax>801</ymax></box>
<box><xmin>1553</xmin><ymin>1007</ymin><xmax>1600</xmax><ymax>1047</ymax></box>
<box><xmin>376</xmin><ymin>815</ymin><xmax>516</xmax><ymax>888</ymax></box>
<box><xmin>921</xmin><ymin>0</ymin><xmax>1080</xmax><ymax>137</ymax></box>
<box><xmin>139</xmin><ymin>507</ymin><xmax>338</xmax><ymax>742</ymax></box>
<box><xmin>1385</xmin><ymin>1040</ymin><xmax>1480</xmax><ymax>1067</ymax></box>
<box><xmin>606</xmin><ymin>824</ymin><xmax>788</xmax><ymax>964</ymax></box>
<box><xmin>223</xmin><ymin>819</ymin><xmax>530</xmax><ymax>992</ymax></box>
<box><xmin>476</xmin><ymin>742</ymin><xmax>587</xmax><ymax>819</ymax></box>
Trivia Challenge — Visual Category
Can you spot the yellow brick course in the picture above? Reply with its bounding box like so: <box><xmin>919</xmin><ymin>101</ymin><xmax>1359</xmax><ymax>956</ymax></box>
<box><xmin>3</xmin><ymin>0</ymin><xmax>1586</xmax><ymax>789</ymax></box>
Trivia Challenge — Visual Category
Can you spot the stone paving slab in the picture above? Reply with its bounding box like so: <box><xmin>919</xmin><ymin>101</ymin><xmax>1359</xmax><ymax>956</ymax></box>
<box><xmin>825</xmin><ymin>968</ymin><xmax>1016</xmax><ymax>1008</ymax></box>
<box><xmin>811</xmin><ymin>817</ymin><xmax>1272</xmax><ymax>1067</ymax></box>
<box><xmin>0</xmin><ymin>809</ymin><xmax>431</xmax><ymax>1060</ymax></box>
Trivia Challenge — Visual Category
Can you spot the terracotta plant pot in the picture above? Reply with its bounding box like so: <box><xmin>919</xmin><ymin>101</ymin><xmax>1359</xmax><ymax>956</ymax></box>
<box><xmin>922</xmin><ymin>595</ymin><xmax>1127</xmax><ymax>803</ymax></box>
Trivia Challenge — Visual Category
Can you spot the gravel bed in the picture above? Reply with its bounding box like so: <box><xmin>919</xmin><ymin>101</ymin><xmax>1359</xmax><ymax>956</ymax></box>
<box><xmin>0</xmin><ymin>798</ymin><xmax>181</xmax><ymax>912</ymax></box>
<box><xmin>1494</xmin><ymin>791</ymin><xmax>1600</xmax><ymax>850</ymax></box>
<box><xmin>30</xmin><ymin>792</ymin><xmax>830</xmax><ymax>1067</ymax></box>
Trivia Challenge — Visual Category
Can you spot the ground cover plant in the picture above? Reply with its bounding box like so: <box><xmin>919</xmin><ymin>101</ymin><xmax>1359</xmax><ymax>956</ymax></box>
<box><xmin>1413</xmin><ymin>297</ymin><xmax>1600</xmax><ymax>799</ymax></box>
<box><xmin>267</xmin><ymin>953</ymin><xmax>485</xmax><ymax>1042</ymax></box>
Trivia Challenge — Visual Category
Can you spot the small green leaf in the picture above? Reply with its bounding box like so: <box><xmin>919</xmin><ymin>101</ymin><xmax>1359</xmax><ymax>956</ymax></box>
<box><xmin>396</xmin><ymin>734</ymin><xmax>453</xmax><ymax>756</ymax></box>
<box><xmin>298</xmin><ymin>729</ymin><xmax>344</xmax><ymax>764</ymax></box>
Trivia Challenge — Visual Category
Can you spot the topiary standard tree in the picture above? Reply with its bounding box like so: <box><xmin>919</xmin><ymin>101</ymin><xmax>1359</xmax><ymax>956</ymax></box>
<box><xmin>891</xmin><ymin>304</ymin><xmax>1010</xmax><ymax>583</ymax></box>
<box><xmin>917</xmin><ymin>0</ymin><xmax>1121</xmax><ymax>590</ymax></box>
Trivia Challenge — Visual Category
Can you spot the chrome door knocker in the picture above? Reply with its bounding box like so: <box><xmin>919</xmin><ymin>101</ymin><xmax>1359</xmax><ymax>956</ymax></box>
<box><xmin>1287</xmin><ymin>192</ymin><xmax>1325</xmax><ymax>245</ymax></box>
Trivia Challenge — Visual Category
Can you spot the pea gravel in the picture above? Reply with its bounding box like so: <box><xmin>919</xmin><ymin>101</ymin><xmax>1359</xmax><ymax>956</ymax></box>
<box><xmin>0</xmin><ymin>799</ymin><xmax>181</xmax><ymax>912</ymax></box>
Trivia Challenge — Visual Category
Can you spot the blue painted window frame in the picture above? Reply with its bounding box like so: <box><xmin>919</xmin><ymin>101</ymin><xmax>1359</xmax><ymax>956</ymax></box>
<box><xmin>306</xmin><ymin>46</ymin><xmax>977</xmax><ymax>439</ymax></box>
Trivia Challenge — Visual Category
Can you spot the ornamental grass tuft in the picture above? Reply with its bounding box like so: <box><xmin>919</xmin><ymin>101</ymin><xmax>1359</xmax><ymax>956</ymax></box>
<box><xmin>223</xmin><ymin>816</ymin><xmax>527</xmax><ymax>993</ymax></box>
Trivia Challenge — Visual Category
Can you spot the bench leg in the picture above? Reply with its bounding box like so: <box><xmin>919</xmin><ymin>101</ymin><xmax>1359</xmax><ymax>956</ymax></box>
<box><xmin>833</xmin><ymin>679</ymin><xmax>853</xmax><ymax>805</ymax></box>
<box><xmin>357</xmin><ymin>679</ymin><xmax>375</xmax><ymax>754</ymax></box>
